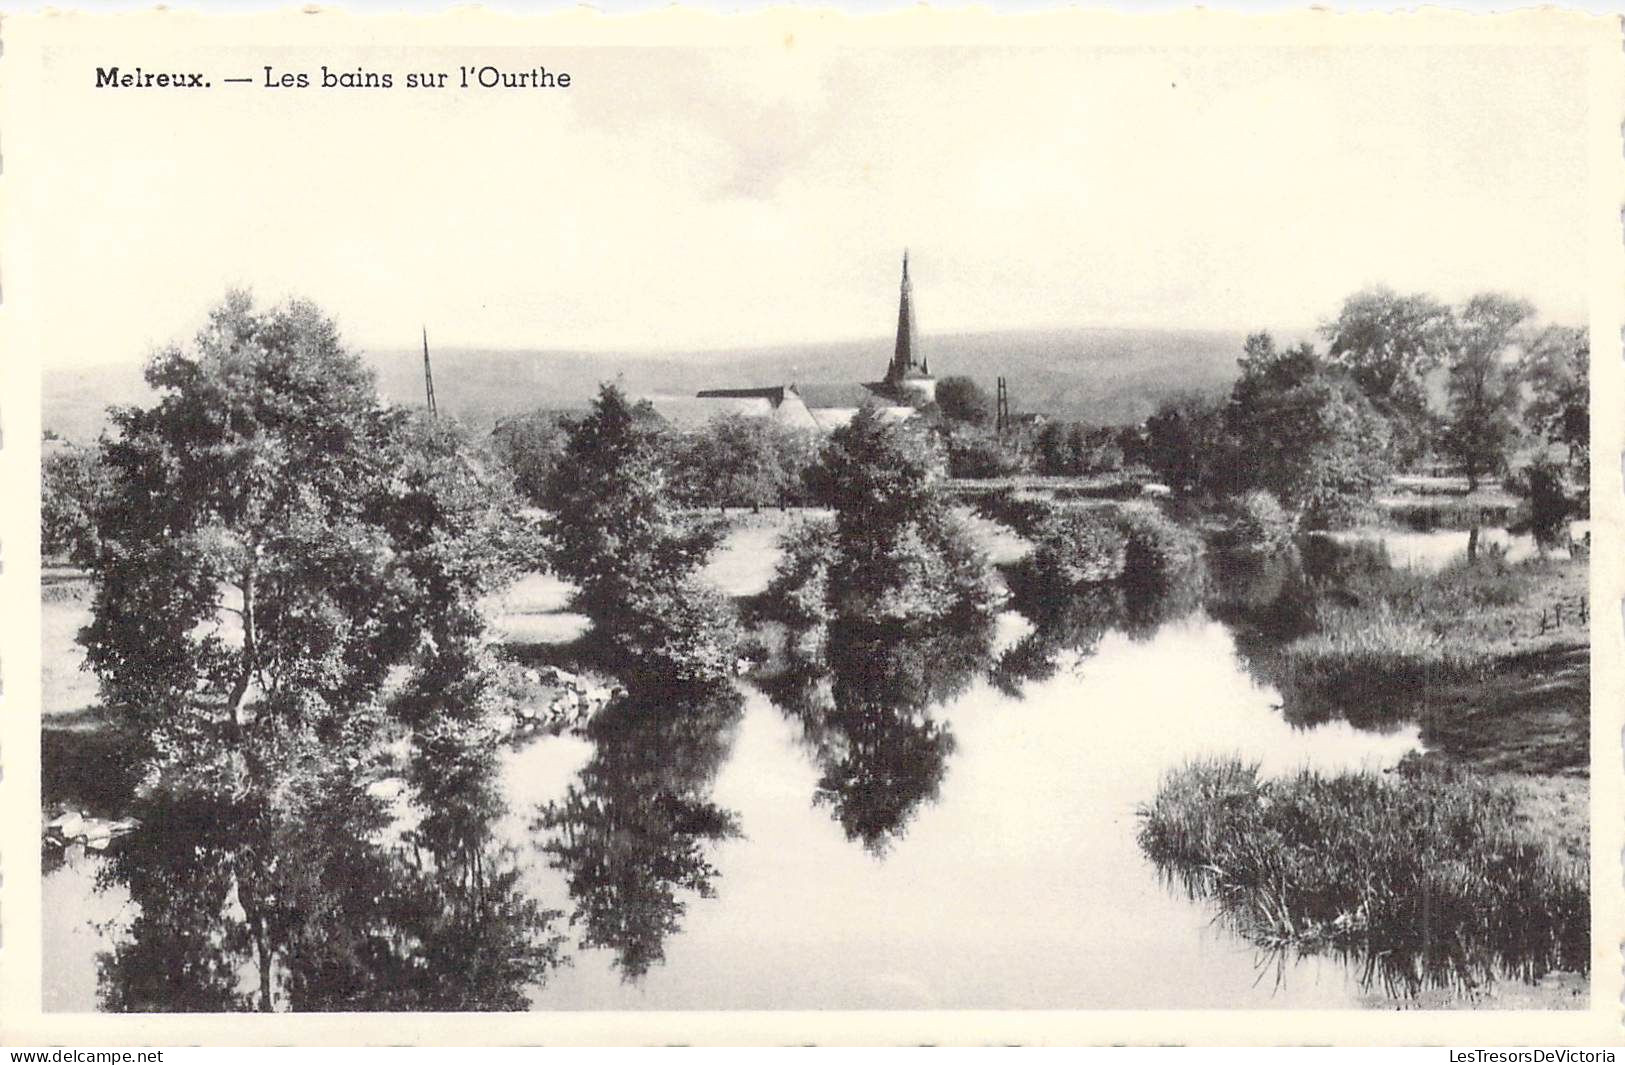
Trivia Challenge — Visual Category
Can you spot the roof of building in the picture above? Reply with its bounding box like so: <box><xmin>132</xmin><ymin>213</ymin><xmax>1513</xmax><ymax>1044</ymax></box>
<box><xmin>793</xmin><ymin>382</ymin><xmax>891</xmax><ymax>410</ymax></box>
<box><xmin>645</xmin><ymin>393</ymin><xmax>776</xmax><ymax>428</ymax></box>
<box><xmin>696</xmin><ymin>386</ymin><xmax>790</xmax><ymax>405</ymax></box>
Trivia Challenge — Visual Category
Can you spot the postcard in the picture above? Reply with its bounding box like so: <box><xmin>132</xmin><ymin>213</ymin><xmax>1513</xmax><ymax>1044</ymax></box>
<box><xmin>1</xmin><ymin>7</ymin><xmax>1620</xmax><ymax>1046</ymax></box>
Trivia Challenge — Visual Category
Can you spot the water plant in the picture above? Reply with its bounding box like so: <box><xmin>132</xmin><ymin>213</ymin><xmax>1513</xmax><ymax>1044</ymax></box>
<box><xmin>1137</xmin><ymin>757</ymin><xmax>1588</xmax><ymax>997</ymax></box>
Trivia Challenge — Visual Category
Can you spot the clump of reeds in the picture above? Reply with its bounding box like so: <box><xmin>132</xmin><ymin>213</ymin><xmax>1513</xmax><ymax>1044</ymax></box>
<box><xmin>1273</xmin><ymin>605</ymin><xmax>1487</xmax><ymax>726</ymax></box>
<box><xmin>1137</xmin><ymin>757</ymin><xmax>1589</xmax><ymax>989</ymax></box>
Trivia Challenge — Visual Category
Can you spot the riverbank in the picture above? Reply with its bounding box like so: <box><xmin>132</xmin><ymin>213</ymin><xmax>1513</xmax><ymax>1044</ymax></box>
<box><xmin>1155</xmin><ymin>544</ymin><xmax>1591</xmax><ymax>1008</ymax></box>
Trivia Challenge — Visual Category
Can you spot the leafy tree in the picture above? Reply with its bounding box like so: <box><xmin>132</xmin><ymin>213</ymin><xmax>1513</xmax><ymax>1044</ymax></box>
<box><xmin>1225</xmin><ymin>333</ymin><xmax>1392</xmax><ymax>527</ymax></box>
<box><xmin>804</xmin><ymin>408</ymin><xmax>998</xmax><ymax>622</ymax></box>
<box><xmin>1034</xmin><ymin>421</ymin><xmax>1072</xmax><ymax>475</ymax></box>
<box><xmin>42</xmin><ymin>439</ymin><xmax>111</xmax><ymax>563</ymax></box>
<box><xmin>490</xmin><ymin>410</ymin><xmax>572</xmax><ymax>508</ymax></box>
<box><xmin>1442</xmin><ymin>294</ymin><xmax>1533</xmax><ymax>490</ymax></box>
<box><xmin>543</xmin><ymin>384</ymin><xmax>722</xmax><ymax>618</ymax></box>
<box><xmin>1322</xmin><ymin>288</ymin><xmax>1456</xmax><ymax>465</ymax></box>
<box><xmin>1521</xmin><ymin>324</ymin><xmax>1589</xmax><ymax>483</ymax></box>
<box><xmin>944</xmin><ymin>426</ymin><xmax>1020</xmax><ymax>479</ymax></box>
<box><xmin>83</xmin><ymin>292</ymin><xmax>517</xmax><ymax>750</ymax></box>
<box><xmin>671</xmin><ymin>413</ymin><xmax>816</xmax><ymax>511</ymax></box>
<box><xmin>1142</xmin><ymin>392</ymin><xmax>1230</xmax><ymax>495</ymax></box>
<box><xmin>935</xmin><ymin>376</ymin><xmax>993</xmax><ymax>427</ymax></box>
<box><xmin>542</xmin><ymin>384</ymin><xmax>739</xmax><ymax>681</ymax></box>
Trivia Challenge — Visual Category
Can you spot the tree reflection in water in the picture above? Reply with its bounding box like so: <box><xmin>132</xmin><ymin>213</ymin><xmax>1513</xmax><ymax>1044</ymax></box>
<box><xmin>759</xmin><ymin>617</ymin><xmax>997</xmax><ymax>855</ymax></box>
<box><xmin>534</xmin><ymin>681</ymin><xmax>744</xmax><ymax>981</ymax></box>
<box><xmin>94</xmin><ymin>726</ymin><xmax>567</xmax><ymax>1012</ymax></box>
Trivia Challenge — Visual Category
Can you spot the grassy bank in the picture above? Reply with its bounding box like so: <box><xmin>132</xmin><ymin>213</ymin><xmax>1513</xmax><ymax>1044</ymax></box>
<box><xmin>1275</xmin><ymin>554</ymin><xmax>1586</xmax><ymax>735</ymax></box>
<box><xmin>1139</xmin><ymin>757</ymin><xmax>1588</xmax><ymax>1002</ymax></box>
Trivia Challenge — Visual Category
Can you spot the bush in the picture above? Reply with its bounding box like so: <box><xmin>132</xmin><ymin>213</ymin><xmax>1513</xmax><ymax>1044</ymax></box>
<box><xmin>803</xmin><ymin>409</ymin><xmax>998</xmax><ymax>624</ymax></box>
<box><xmin>1138</xmin><ymin>757</ymin><xmax>1588</xmax><ymax>991</ymax></box>
<box><xmin>1020</xmin><ymin>508</ymin><xmax>1128</xmax><ymax>588</ymax></box>
<box><xmin>765</xmin><ymin>517</ymin><xmax>837</xmax><ymax>625</ymax></box>
<box><xmin>972</xmin><ymin>490</ymin><xmax>1057</xmax><ymax>538</ymax></box>
<box><xmin>1228</xmin><ymin>490</ymin><xmax>1296</xmax><ymax>553</ymax></box>
<box><xmin>609</xmin><ymin>578</ymin><xmax>743</xmax><ymax>686</ymax></box>
<box><xmin>830</xmin><ymin>509</ymin><xmax>1002</xmax><ymax>623</ymax></box>
<box><xmin>1116</xmin><ymin>505</ymin><xmax>1203</xmax><ymax>589</ymax></box>
<box><xmin>946</xmin><ymin>431</ymin><xmax>1022</xmax><ymax>480</ymax></box>
<box><xmin>1515</xmin><ymin>459</ymin><xmax>1576</xmax><ymax>548</ymax></box>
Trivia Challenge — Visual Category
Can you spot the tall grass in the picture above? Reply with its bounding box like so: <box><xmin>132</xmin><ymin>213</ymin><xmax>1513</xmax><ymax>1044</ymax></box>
<box><xmin>1273</xmin><ymin>551</ymin><xmax>1570</xmax><ymax>725</ymax></box>
<box><xmin>1138</xmin><ymin>757</ymin><xmax>1589</xmax><ymax>993</ymax></box>
<box><xmin>1275</xmin><ymin>606</ymin><xmax>1488</xmax><ymax>727</ymax></box>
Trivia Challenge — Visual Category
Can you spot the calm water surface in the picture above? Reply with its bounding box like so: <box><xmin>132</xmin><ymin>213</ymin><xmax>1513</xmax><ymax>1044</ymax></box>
<box><xmin>43</xmin><ymin>623</ymin><xmax>1420</xmax><ymax>1009</ymax></box>
<box><xmin>51</xmin><ymin>523</ymin><xmax>1572</xmax><ymax>1012</ymax></box>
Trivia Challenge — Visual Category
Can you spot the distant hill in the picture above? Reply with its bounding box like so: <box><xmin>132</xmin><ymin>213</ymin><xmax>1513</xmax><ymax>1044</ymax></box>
<box><xmin>44</xmin><ymin>326</ymin><xmax>1255</xmax><ymax>442</ymax></box>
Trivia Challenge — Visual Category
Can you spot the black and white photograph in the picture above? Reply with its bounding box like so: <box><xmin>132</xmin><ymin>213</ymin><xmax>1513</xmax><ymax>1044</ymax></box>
<box><xmin>5</xmin><ymin>9</ymin><xmax>1620</xmax><ymax>1045</ymax></box>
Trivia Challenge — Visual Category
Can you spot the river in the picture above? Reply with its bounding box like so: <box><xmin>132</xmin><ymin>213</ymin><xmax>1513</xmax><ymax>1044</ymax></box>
<box><xmin>40</xmin><ymin>521</ymin><xmax>1571</xmax><ymax>1012</ymax></box>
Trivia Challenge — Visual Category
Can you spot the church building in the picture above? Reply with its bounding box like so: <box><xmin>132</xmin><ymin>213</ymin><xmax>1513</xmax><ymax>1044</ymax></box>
<box><xmin>666</xmin><ymin>252</ymin><xmax>935</xmax><ymax>432</ymax></box>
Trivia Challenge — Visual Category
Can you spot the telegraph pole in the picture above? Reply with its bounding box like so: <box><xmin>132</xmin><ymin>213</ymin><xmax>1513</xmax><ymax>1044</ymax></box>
<box><xmin>422</xmin><ymin>326</ymin><xmax>438</xmax><ymax>417</ymax></box>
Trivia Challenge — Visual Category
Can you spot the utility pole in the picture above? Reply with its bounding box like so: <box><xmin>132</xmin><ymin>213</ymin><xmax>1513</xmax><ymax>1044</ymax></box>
<box><xmin>996</xmin><ymin>376</ymin><xmax>1010</xmax><ymax>438</ymax></box>
<box><xmin>422</xmin><ymin>326</ymin><xmax>438</xmax><ymax>417</ymax></box>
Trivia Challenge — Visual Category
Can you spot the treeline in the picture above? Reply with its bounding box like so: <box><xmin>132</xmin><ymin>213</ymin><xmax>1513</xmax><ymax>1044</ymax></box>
<box><xmin>1139</xmin><ymin>289</ymin><xmax>1588</xmax><ymax>528</ymax></box>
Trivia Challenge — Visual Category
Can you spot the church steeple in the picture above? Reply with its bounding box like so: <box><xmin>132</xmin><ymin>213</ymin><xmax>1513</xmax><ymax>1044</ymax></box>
<box><xmin>889</xmin><ymin>250</ymin><xmax>922</xmax><ymax>383</ymax></box>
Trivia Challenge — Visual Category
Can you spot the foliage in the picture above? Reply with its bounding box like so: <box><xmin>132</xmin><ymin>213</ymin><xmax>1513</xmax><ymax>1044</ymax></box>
<box><xmin>1138</xmin><ymin>757</ymin><xmax>1588</xmax><ymax>995</ymax></box>
<box><xmin>1225</xmin><ymin>490</ymin><xmax>1296</xmax><ymax>553</ymax></box>
<box><xmin>42</xmin><ymin>439</ymin><xmax>112</xmax><ymax>563</ymax></box>
<box><xmin>1017</xmin><ymin>507</ymin><xmax>1128</xmax><ymax>588</ymax></box>
<box><xmin>82</xmin><ymin>292</ymin><xmax>520</xmax><ymax>753</ymax></box>
<box><xmin>1142</xmin><ymin>392</ymin><xmax>1230</xmax><ymax>495</ymax></box>
<box><xmin>1116</xmin><ymin>505</ymin><xmax>1203</xmax><ymax>590</ymax></box>
<box><xmin>805</xmin><ymin>408</ymin><xmax>1000</xmax><ymax>623</ymax></box>
<box><xmin>1520</xmin><ymin>324</ymin><xmax>1589</xmax><ymax>484</ymax></box>
<box><xmin>971</xmin><ymin>490</ymin><xmax>1059</xmax><ymax>539</ymax></box>
<box><xmin>608</xmin><ymin>579</ymin><xmax>744</xmax><ymax>686</ymax></box>
<box><xmin>945</xmin><ymin>426</ymin><xmax>1022</xmax><ymax>479</ymax></box>
<box><xmin>670</xmin><ymin>413</ymin><xmax>819</xmax><ymax>510</ymax></box>
<box><xmin>1513</xmin><ymin>459</ymin><xmax>1576</xmax><ymax>549</ymax></box>
<box><xmin>489</xmin><ymin>410</ymin><xmax>572</xmax><ymax>508</ymax></box>
<box><xmin>765</xmin><ymin>516</ymin><xmax>838</xmax><ymax>626</ymax></box>
<box><xmin>935</xmin><ymin>375</ymin><xmax>993</xmax><ymax>426</ymax></box>
<box><xmin>1321</xmin><ymin>288</ymin><xmax>1456</xmax><ymax>465</ymax></box>
<box><xmin>542</xmin><ymin>384</ymin><xmax>725</xmax><ymax>619</ymax></box>
<box><xmin>1224</xmin><ymin>333</ymin><xmax>1392</xmax><ymax>528</ymax></box>
<box><xmin>1442</xmin><ymin>294</ymin><xmax>1532</xmax><ymax>490</ymax></box>
<box><xmin>1034</xmin><ymin>420</ymin><xmax>1127</xmax><ymax>476</ymax></box>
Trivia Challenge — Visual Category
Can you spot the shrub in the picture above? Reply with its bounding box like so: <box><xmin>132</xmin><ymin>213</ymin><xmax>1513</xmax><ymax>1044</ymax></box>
<box><xmin>608</xmin><ymin>578</ymin><xmax>743</xmax><ymax>686</ymax></box>
<box><xmin>1229</xmin><ymin>490</ymin><xmax>1295</xmax><ymax>553</ymax></box>
<box><xmin>1116</xmin><ymin>505</ymin><xmax>1203</xmax><ymax>589</ymax></box>
<box><xmin>830</xmin><ymin>509</ymin><xmax>1002</xmax><ymax>623</ymax></box>
<box><xmin>946</xmin><ymin>431</ymin><xmax>1022</xmax><ymax>480</ymax></box>
<box><xmin>1020</xmin><ymin>508</ymin><xmax>1128</xmax><ymax>588</ymax></box>
<box><xmin>765</xmin><ymin>517</ymin><xmax>837</xmax><ymax>626</ymax></box>
<box><xmin>972</xmin><ymin>490</ymin><xmax>1057</xmax><ymax>539</ymax></box>
<box><xmin>1138</xmin><ymin>757</ymin><xmax>1588</xmax><ymax>993</ymax></box>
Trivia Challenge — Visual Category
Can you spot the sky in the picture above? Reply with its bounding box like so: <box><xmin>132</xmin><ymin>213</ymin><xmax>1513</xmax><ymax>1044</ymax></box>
<box><xmin>24</xmin><ymin>38</ymin><xmax>1594</xmax><ymax>368</ymax></box>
